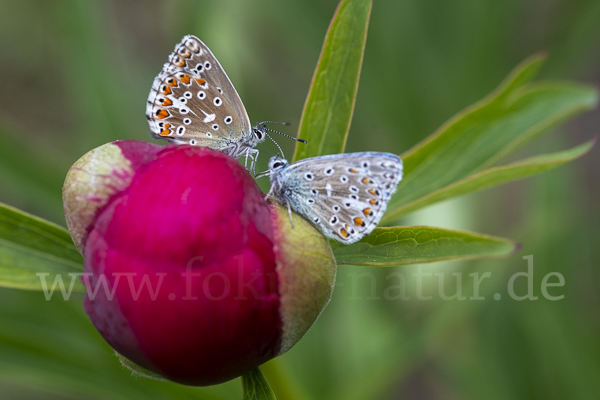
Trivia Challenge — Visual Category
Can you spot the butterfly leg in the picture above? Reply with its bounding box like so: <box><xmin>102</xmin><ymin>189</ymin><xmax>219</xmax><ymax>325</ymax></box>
<box><xmin>246</xmin><ymin>149</ymin><xmax>259</xmax><ymax>176</ymax></box>
<box><xmin>241</xmin><ymin>148</ymin><xmax>252</xmax><ymax>172</ymax></box>
<box><xmin>263</xmin><ymin>184</ymin><xmax>274</xmax><ymax>202</ymax></box>
<box><xmin>243</xmin><ymin>149</ymin><xmax>250</xmax><ymax>169</ymax></box>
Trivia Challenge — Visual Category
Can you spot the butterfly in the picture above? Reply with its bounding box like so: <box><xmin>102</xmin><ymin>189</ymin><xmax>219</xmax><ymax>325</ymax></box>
<box><xmin>146</xmin><ymin>35</ymin><xmax>303</xmax><ymax>172</ymax></box>
<box><xmin>259</xmin><ymin>152</ymin><xmax>403</xmax><ymax>244</ymax></box>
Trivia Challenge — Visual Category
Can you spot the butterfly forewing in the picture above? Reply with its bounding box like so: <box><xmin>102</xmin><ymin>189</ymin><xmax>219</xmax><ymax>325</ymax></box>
<box><xmin>146</xmin><ymin>35</ymin><xmax>251</xmax><ymax>148</ymax></box>
<box><xmin>278</xmin><ymin>153</ymin><xmax>403</xmax><ymax>244</ymax></box>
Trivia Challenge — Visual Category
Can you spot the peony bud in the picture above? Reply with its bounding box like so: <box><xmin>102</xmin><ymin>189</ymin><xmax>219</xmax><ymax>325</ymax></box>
<box><xmin>63</xmin><ymin>141</ymin><xmax>336</xmax><ymax>386</ymax></box>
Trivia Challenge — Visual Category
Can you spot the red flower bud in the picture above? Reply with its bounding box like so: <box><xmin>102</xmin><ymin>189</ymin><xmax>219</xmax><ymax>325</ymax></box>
<box><xmin>63</xmin><ymin>141</ymin><xmax>336</xmax><ymax>386</ymax></box>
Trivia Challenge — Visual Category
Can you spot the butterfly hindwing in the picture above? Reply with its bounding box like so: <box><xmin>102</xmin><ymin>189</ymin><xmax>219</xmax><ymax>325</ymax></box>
<box><xmin>276</xmin><ymin>152</ymin><xmax>403</xmax><ymax>244</ymax></box>
<box><xmin>146</xmin><ymin>35</ymin><xmax>251</xmax><ymax>148</ymax></box>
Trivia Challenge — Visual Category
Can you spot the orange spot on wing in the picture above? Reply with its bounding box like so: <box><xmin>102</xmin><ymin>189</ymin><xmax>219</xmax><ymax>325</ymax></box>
<box><xmin>161</xmin><ymin>86</ymin><xmax>172</xmax><ymax>95</ymax></box>
<box><xmin>195</xmin><ymin>78</ymin><xmax>206</xmax><ymax>85</ymax></box>
<box><xmin>362</xmin><ymin>177</ymin><xmax>371</xmax><ymax>185</ymax></box>
<box><xmin>349</xmin><ymin>168</ymin><xmax>358</xmax><ymax>174</ymax></box>
<box><xmin>156</xmin><ymin>109</ymin><xmax>170</xmax><ymax>119</ymax></box>
<box><xmin>368</xmin><ymin>189</ymin><xmax>378</xmax><ymax>196</ymax></box>
<box><xmin>179</xmin><ymin>74</ymin><xmax>191</xmax><ymax>84</ymax></box>
<box><xmin>354</xmin><ymin>217</ymin><xmax>363</xmax><ymax>227</ymax></box>
<box><xmin>159</xmin><ymin>123</ymin><xmax>171</xmax><ymax>136</ymax></box>
<box><xmin>363</xmin><ymin>208</ymin><xmax>371</xmax><ymax>217</ymax></box>
<box><xmin>159</xmin><ymin>97</ymin><xmax>172</xmax><ymax>106</ymax></box>
<box><xmin>369</xmin><ymin>199</ymin><xmax>377</xmax><ymax>205</ymax></box>
<box><xmin>340</xmin><ymin>228</ymin><xmax>348</xmax><ymax>238</ymax></box>
<box><xmin>166</xmin><ymin>78</ymin><xmax>178</xmax><ymax>87</ymax></box>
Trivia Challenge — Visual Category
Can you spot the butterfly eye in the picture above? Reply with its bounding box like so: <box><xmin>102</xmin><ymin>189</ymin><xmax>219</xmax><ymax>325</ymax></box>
<box><xmin>272</xmin><ymin>161</ymin><xmax>283</xmax><ymax>168</ymax></box>
<box><xmin>254</xmin><ymin>130</ymin><xmax>264</xmax><ymax>140</ymax></box>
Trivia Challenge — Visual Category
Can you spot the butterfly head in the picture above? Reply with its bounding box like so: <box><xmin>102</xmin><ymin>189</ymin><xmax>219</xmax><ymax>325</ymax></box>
<box><xmin>268</xmin><ymin>155</ymin><xmax>289</xmax><ymax>173</ymax></box>
<box><xmin>254</xmin><ymin>155</ymin><xmax>288</xmax><ymax>181</ymax></box>
<box><xmin>251</xmin><ymin>124</ymin><xmax>268</xmax><ymax>145</ymax></box>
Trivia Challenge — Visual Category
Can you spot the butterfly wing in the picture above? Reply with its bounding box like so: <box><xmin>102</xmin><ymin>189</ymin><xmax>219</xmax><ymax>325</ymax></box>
<box><xmin>279</xmin><ymin>152</ymin><xmax>403</xmax><ymax>244</ymax></box>
<box><xmin>146</xmin><ymin>35</ymin><xmax>252</xmax><ymax>148</ymax></box>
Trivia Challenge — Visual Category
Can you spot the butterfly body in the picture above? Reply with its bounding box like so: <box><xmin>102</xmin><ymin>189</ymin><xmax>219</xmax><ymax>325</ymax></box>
<box><xmin>265</xmin><ymin>152</ymin><xmax>403</xmax><ymax>244</ymax></box>
<box><xmin>146</xmin><ymin>35</ymin><xmax>267</xmax><ymax>168</ymax></box>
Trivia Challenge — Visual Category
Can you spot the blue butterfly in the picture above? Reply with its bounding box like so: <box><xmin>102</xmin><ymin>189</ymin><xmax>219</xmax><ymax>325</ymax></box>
<box><xmin>260</xmin><ymin>152</ymin><xmax>403</xmax><ymax>244</ymax></box>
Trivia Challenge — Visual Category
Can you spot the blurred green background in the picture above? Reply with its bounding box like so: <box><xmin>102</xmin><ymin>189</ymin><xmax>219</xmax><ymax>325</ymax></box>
<box><xmin>1</xmin><ymin>0</ymin><xmax>599</xmax><ymax>399</ymax></box>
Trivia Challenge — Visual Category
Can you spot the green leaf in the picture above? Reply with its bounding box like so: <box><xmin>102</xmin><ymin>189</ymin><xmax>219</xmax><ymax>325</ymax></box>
<box><xmin>383</xmin><ymin>54</ymin><xmax>598</xmax><ymax>222</ymax></box>
<box><xmin>389</xmin><ymin>139</ymin><xmax>595</xmax><ymax>218</ymax></box>
<box><xmin>242</xmin><ymin>368</ymin><xmax>277</xmax><ymax>400</ymax></box>
<box><xmin>332</xmin><ymin>226</ymin><xmax>517</xmax><ymax>266</ymax></box>
<box><xmin>0</xmin><ymin>202</ymin><xmax>84</xmax><ymax>291</ymax></box>
<box><xmin>292</xmin><ymin>0</ymin><xmax>372</xmax><ymax>161</ymax></box>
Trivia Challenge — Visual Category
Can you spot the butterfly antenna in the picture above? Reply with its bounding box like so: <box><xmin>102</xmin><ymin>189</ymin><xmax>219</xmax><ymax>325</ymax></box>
<box><xmin>258</xmin><ymin>120</ymin><xmax>291</xmax><ymax>126</ymax></box>
<box><xmin>258</xmin><ymin>121</ymin><xmax>308</xmax><ymax>144</ymax></box>
<box><xmin>264</xmin><ymin>132</ymin><xmax>285</xmax><ymax>158</ymax></box>
<box><xmin>264</xmin><ymin>127</ymin><xmax>307</xmax><ymax>144</ymax></box>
